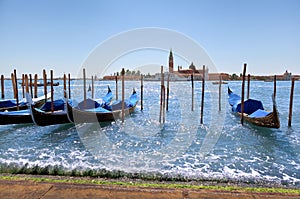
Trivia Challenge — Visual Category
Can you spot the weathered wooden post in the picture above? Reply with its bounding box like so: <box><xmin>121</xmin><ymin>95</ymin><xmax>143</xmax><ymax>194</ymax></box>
<box><xmin>91</xmin><ymin>75</ymin><xmax>94</xmax><ymax>99</ymax></box>
<box><xmin>274</xmin><ymin>75</ymin><xmax>277</xmax><ymax>98</ymax></box>
<box><xmin>34</xmin><ymin>74</ymin><xmax>38</xmax><ymax>98</ymax></box>
<box><xmin>140</xmin><ymin>74</ymin><xmax>143</xmax><ymax>111</ymax></box>
<box><xmin>14</xmin><ymin>69</ymin><xmax>19</xmax><ymax>110</ymax></box>
<box><xmin>50</xmin><ymin>70</ymin><xmax>54</xmax><ymax>112</ymax></box>
<box><xmin>22</xmin><ymin>74</ymin><xmax>25</xmax><ymax>98</ymax></box>
<box><xmin>115</xmin><ymin>73</ymin><xmax>118</xmax><ymax>100</ymax></box>
<box><xmin>166</xmin><ymin>73</ymin><xmax>170</xmax><ymax>111</ymax></box>
<box><xmin>162</xmin><ymin>70</ymin><xmax>166</xmax><ymax>123</ymax></box>
<box><xmin>43</xmin><ymin>69</ymin><xmax>47</xmax><ymax>102</ymax></box>
<box><xmin>25</xmin><ymin>74</ymin><xmax>29</xmax><ymax>94</ymax></box>
<box><xmin>200</xmin><ymin>65</ymin><xmax>205</xmax><ymax>124</ymax></box>
<box><xmin>121</xmin><ymin>68</ymin><xmax>125</xmax><ymax>123</ymax></box>
<box><xmin>1</xmin><ymin>75</ymin><xmax>5</xmax><ymax>99</ymax></box>
<box><xmin>68</xmin><ymin>73</ymin><xmax>71</xmax><ymax>99</ymax></box>
<box><xmin>83</xmin><ymin>68</ymin><xmax>87</xmax><ymax>109</ymax></box>
<box><xmin>241</xmin><ymin>63</ymin><xmax>247</xmax><ymax>125</ymax></box>
<box><xmin>63</xmin><ymin>74</ymin><xmax>67</xmax><ymax>98</ymax></box>
<box><xmin>11</xmin><ymin>73</ymin><xmax>16</xmax><ymax>99</ymax></box>
<box><xmin>29</xmin><ymin>74</ymin><xmax>33</xmax><ymax>98</ymax></box>
<box><xmin>288</xmin><ymin>78</ymin><xmax>295</xmax><ymax>127</ymax></box>
<box><xmin>159</xmin><ymin>66</ymin><xmax>164</xmax><ymax>123</ymax></box>
<box><xmin>247</xmin><ymin>74</ymin><xmax>250</xmax><ymax>99</ymax></box>
<box><xmin>191</xmin><ymin>73</ymin><xmax>194</xmax><ymax>111</ymax></box>
<box><xmin>219</xmin><ymin>74</ymin><xmax>222</xmax><ymax>111</ymax></box>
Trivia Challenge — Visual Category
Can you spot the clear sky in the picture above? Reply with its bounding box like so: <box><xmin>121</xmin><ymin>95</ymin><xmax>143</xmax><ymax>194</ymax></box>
<box><xmin>0</xmin><ymin>0</ymin><xmax>299</xmax><ymax>77</ymax></box>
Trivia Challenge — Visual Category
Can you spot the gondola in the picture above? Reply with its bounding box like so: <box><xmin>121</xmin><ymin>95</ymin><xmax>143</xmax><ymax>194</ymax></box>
<box><xmin>0</xmin><ymin>93</ymin><xmax>64</xmax><ymax>125</ymax></box>
<box><xmin>28</xmin><ymin>98</ymin><xmax>73</xmax><ymax>126</ymax></box>
<box><xmin>68</xmin><ymin>89</ymin><xmax>138</xmax><ymax>123</ymax></box>
<box><xmin>0</xmin><ymin>109</ymin><xmax>32</xmax><ymax>125</ymax></box>
<box><xmin>0</xmin><ymin>92</ymin><xmax>51</xmax><ymax>112</ymax></box>
<box><xmin>228</xmin><ymin>87</ymin><xmax>280</xmax><ymax>128</ymax></box>
<box><xmin>212</xmin><ymin>81</ymin><xmax>228</xmax><ymax>85</ymax></box>
<box><xmin>29</xmin><ymin>87</ymin><xmax>113</xmax><ymax>126</ymax></box>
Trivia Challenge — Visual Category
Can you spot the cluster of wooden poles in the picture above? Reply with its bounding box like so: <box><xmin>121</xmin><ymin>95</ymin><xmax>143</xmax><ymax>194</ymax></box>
<box><xmin>138</xmin><ymin>65</ymin><xmax>211</xmax><ymax>124</ymax></box>
<box><xmin>1</xmin><ymin>65</ymin><xmax>296</xmax><ymax>127</ymax></box>
<box><xmin>116</xmin><ymin>65</ymin><xmax>224</xmax><ymax>125</ymax></box>
<box><xmin>1</xmin><ymin>69</ymin><xmax>71</xmax><ymax>112</ymax></box>
<box><xmin>240</xmin><ymin>63</ymin><xmax>296</xmax><ymax>127</ymax></box>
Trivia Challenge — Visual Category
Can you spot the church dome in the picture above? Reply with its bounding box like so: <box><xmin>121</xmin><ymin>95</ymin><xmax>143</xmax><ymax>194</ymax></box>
<box><xmin>189</xmin><ymin>62</ymin><xmax>196</xmax><ymax>71</ymax></box>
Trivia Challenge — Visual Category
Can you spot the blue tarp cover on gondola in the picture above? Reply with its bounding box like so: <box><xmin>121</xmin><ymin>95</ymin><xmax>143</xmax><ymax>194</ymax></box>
<box><xmin>0</xmin><ymin>99</ymin><xmax>27</xmax><ymax>108</ymax></box>
<box><xmin>77</xmin><ymin>98</ymin><xmax>101</xmax><ymax>109</ymax></box>
<box><xmin>40</xmin><ymin>99</ymin><xmax>65</xmax><ymax>112</ymax></box>
<box><xmin>236</xmin><ymin>99</ymin><xmax>264</xmax><ymax>115</ymax></box>
<box><xmin>228</xmin><ymin>91</ymin><xmax>264</xmax><ymax>115</ymax></box>
<box><xmin>76</xmin><ymin>90</ymin><xmax>113</xmax><ymax>110</ymax></box>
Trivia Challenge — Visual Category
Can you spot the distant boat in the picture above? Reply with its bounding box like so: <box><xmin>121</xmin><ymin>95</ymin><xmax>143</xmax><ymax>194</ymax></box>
<box><xmin>212</xmin><ymin>81</ymin><xmax>228</xmax><ymax>85</ymax></box>
<box><xmin>19</xmin><ymin>81</ymin><xmax>59</xmax><ymax>87</ymax></box>
<box><xmin>228</xmin><ymin>87</ymin><xmax>280</xmax><ymax>129</ymax></box>
<box><xmin>264</xmin><ymin>79</ymin><xmax>273</xmax><ymax>82</ymax></box>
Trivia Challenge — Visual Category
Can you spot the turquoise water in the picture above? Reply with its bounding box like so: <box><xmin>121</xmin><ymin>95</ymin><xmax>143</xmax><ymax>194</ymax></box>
<box><xmin>0</xmin><ymin>80</ymin><xmax>299</xmax><ymax>187</ymax></box>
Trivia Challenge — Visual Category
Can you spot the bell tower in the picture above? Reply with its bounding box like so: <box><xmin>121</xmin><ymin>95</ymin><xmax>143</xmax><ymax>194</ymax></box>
<box><xmin>169</xmin><ymin>49</ymin><xmax>174</xmax><ymax>73</ymax></box>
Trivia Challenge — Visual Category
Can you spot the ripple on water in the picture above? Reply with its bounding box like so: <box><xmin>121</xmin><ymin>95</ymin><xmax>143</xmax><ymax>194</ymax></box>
<box><xmin>0</xmin><ymin>81</ymin><xmax>299</xmax><ymax>187</ymax></box>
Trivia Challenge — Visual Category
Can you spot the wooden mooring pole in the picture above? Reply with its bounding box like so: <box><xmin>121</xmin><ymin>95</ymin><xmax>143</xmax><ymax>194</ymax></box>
<box><xmin>241</xmin><ymin>63</ymin><xmax>247</xmax><ymax>125</ymax></box>
<box><xmin>200</xmin><ymin>65</ymin><xmax>205</xmax><ymax>124</ymax></box>
<box><xmin>162</xmin><ymin>71</ymin><xmax>166</xmax><ymax>123</ymax></box>
<box><xmin>140</xmin><ymin>74</ymin><xmax>143</xmax><ymax>111</ymax></box>
<box><xmin>43</xmin><ymin>69</ymin><xmax>47</xmax><ymax>102</ymax></box>
<box><xmin>288</xmin><ymin>78</ymin><xmax>295</xmax><ymax>127</ymax></box>
<box><xmin>121</xmin><ymin>68</ymin><xmax>125</xmax><ymax>123</ymax></box>
<box><xmin>247</xmin><ymin>74</ymin><xmax>250</xmax><ymax>99</ymax></box>
<box><xmin>63</xmin><ymin>74</ymin><xmax>67</xmax><ymax>98</ymax></box>
<box><xmin>1</xmin><ymin>75</ymin><xmax>5</xmax><ymax>99</ymax></box>
<box><xmin>29</xmin><ymin>74</ymin><xmax>33</xmax><ymax>98</ymax></box>
<box><xmin>83</xmin><ymin>68</ymin><xmax>87</xmax><ymax>109</ymax></box>
<box><xmin>219</xmin><ymin>74</ymin><xmax>222</xmax><ymax>111</ymax></box>
<box><xmin>166</xmin><ymin>73</ymin><xmax>170</xmax><ymax>111</ymax></box>
<box><xmin>91</xmin><ymin>75</ymin><xmax>94</xmax><ymax>99</ymax></box>
<box><xmin>274</xmin><ymin>75</ymin><xmax>277</xmax><ymax>98</ymax></box>
<box><xmin>25</xmin><ymin>74</ymin><xmax>29</xmax><ymax>94</ymax></box>
<box><xmin>34</xmin><ymin>74</ymin><xmax>38</xmax><ymax>98</ymax></box>
<box><xmin>191</xmin><ymin>73</ymin><xmax>194</xmax><ymax>111</ymax></box>
<box><xmin>11</xmin><ymin>73</ymin><xmax>16</xmax><ymax>99</ymax></box>
<box><xmin>115</xmin><ymin>74</ymin><xmax>118</xmax><ymax>100</ymax></box>
<box><xmin>14</xmin><ymin>69</ymin><xmax>19</xmax><ymax>110</ymax></box>
<box><xmin>50</xmin><ymin>70</ymin><xmax>54</xmax><ymax>112</ymax></box>
<box><xmin>68</xmin><ymin>73</ymin><xmax>71</xmax><ymax>99</ymax></box>
<box><xmin>22</xmin><ymin>74</ymin><xmax>25</xmax><ymax>98</ymax></box>
<box><xmin>159</xmin><ymin>66</ymin><xmax>164</xmax><ymax>123</ymax></box>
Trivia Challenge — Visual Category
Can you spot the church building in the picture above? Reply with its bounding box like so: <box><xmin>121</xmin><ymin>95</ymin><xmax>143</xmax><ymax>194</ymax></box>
<box><xmin>168</xmin><ymin>50</ymin><xmax>208</xmax><ymax>80</ymax></box>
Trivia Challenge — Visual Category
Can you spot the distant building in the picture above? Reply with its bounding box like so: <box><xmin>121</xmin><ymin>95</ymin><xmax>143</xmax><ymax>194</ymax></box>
<box><xmin>168</xmin><ymin>50</ymin><xmax>228</xmax><ymax>81</ymax></box>
<box><xmin>275</xmin><ymin>70</ymin><xmax>293</xmax><ymax>81</ymax></box>
<box><xmin>283</xmin><ymin>70</ymin><xmax>292</xmax><ymax>80</ymax></box>
<box><xmin>169</xmin><ymin>49</ymin><xmax>174</xmax><ymax>73</ymax></box>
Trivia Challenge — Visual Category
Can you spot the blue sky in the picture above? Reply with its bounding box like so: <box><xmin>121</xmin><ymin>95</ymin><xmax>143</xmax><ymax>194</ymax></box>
<box><xmin>0</xmin><ymin>0</ymin><xmax>299</xmax><ymax>77</ymax></box>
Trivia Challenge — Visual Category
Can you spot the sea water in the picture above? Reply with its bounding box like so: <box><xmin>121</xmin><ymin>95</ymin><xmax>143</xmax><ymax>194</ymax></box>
<box><xmin>0</xmin><ymin>79</ymin><xmax>299</xmax><ymax>187</ymax></box>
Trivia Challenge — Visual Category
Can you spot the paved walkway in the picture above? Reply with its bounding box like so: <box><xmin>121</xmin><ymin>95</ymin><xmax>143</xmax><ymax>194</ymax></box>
<box><xmin>0</xmin><ymin>179</ymin><xmax>299</xmax><ymax>199</ymax></box>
